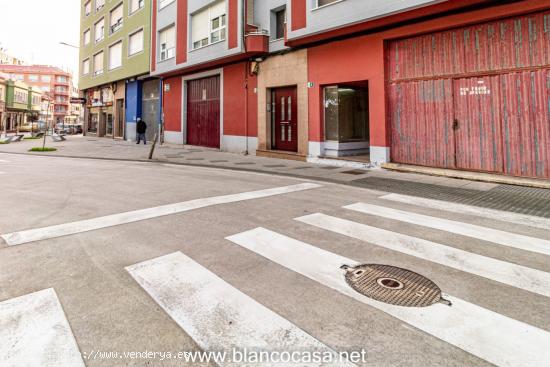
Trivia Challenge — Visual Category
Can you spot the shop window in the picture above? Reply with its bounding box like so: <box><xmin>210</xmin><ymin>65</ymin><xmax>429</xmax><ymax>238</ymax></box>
<box><xmin>89</xmin><ymin>114</ymin><xmax>98</xmax><ymax>133</ymax></box>
<box><xmin>106</xmin><ymin>114</ymin><xmax>113</xmax><ymax>135</ymax></box>
<box><xmin>323</xmin><ymin>85</ymin><xmax>369</xmax><ymax>142</ymax></box>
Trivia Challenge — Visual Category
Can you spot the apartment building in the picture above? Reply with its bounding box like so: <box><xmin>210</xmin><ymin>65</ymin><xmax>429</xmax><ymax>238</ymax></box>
<box><xmin>0</xmin><ymin>79</ymin><xmax>43</xmax><ymax>132</ymax></box>
<box><xmin>79</xmin><ymin>0</ymin><xmax>159</xmax><ymax>141</ymax></box>
<box><xmin>154</xmin><ymin>0</ymin><xmax>549</xmax><ymax>179</ymax></box>
<box><xmin>0</xmin><ymin>64</ymin><xmax>73</xmax><ymax>126</ymax></box>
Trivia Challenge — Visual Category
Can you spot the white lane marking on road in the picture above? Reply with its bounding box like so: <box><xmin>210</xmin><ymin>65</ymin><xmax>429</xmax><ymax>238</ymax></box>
<box><xmin>0</xmin><ymin>159</ymin><xmax>9</xmax><ymax>163</ymax></box>
<box><xmin>226</xmin><ymin>228</ymin><xmax>550</xmax><ymax>367</ymax></box>
<box><xmin>126</xmin><ymin>252</ymin><xmax>356</xmax><ymax>367</ymax></box>
<box><xmin>1</xmin><ymin>183</ymin><xmax>321</xmax><ymax>246</ymax></box>
<box><xmin>380</xmin><ymin>193</ymin><xmax>550</xmax><ymax>231</ymax></box>
<box><xmin>345</xmin><ymin>202</ymin><xmax>550</xmax><ymax>256</ymax></box>
<box><xmin>0</xmin><ymin>288</ymin><xmax>84</xmax><ymax>367</ymax></box>
<box><xmin>296</xmin><ymin>213</ymin><xmax>550</xmax><ymax>298</ymax></box>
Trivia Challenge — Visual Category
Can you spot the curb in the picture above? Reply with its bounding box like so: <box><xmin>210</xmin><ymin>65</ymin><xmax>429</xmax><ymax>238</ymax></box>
<box><xmin>382</xmin><ymin>163</ymin><xmax>550</xmax><ymax>189</ymax></box>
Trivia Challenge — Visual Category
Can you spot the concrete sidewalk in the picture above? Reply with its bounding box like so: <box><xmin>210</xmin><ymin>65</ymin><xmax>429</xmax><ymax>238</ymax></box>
<box><xmin>0</xmin><ymin>135</ymin><xmax>496</xmax><ymax>189</ymax></box>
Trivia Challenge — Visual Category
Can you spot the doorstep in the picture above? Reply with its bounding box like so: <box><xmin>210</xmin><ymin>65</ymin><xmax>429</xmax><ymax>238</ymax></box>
<box><xmin>256</xmin><ymin>149</ymin><xmax>307</xmax><ymax>162</ymax></box>
<box><xmin>307</xmin><ymin>155</ymin><xmax>377</xmax><ymax>170</ymax></box>
<box><xmin>382</xmin><ymin>163</ymin><xmax>550</xmax><ymax>189</ymax></box>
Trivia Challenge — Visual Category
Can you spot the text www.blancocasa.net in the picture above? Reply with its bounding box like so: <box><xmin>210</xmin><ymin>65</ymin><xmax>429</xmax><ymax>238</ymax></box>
<box><xmin>81</xmin><ymin>348</ymin><xmax>368</xmax><ymax>364</ymax></box>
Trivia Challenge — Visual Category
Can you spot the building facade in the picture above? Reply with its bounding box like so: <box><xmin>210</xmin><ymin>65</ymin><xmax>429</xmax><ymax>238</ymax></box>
<box><xmin>152</xmin><ymin>0</ymin><xmax>550</xmax><ymax>180</ymax></box>
<box><xmin>79</xmin><ymin>0</ymin><xmax>159</xmax><ymax>141</ymax></box>
<box><xmin>0</xmin><ymin>64</ymin><xmax>73</xmax><ymax>126</ymax></box>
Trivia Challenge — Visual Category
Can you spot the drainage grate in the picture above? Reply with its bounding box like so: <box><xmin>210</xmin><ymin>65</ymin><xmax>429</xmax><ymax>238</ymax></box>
<box><xmin>235</xmin><ymin>162</ymin><xmax>255</xmax><ymax>165</ymax></box>
<box><xmin>341</xmin><ymin>264</ymin><xmax>451</xmax><ymax>307</ymax></box>
<box><xmin>186</xmin><ymin>158</ymin><xmax>205</xmax><ymax>161</ymax></box>
<box><xmin>210</xmin><ymin>160</ymin><xmax>228</xmax><ymax>163</ymax></box>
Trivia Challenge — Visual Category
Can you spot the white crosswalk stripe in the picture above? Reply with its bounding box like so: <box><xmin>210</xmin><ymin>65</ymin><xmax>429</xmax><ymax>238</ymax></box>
<box><xmin>380</xmin><ymin>193</ymin><xmax>550</xmax><ymax>231</ymax></box>
<box><xmin>0</xmin><ymin>288</ymin><xmax>84</xmax><ymax>367</ymax></box>
<box><xmin>1</xmin><ymin>183</ymin><xmax>321</xmax><ymax>246</ymax></box>
<box><xmin>344</xmin><ymin>202</ymin><xmax>550</xmax><ymax>256</ymax></box>
<box><xmin>296</xmin><ymin>213</ymin><xmax>550</xmax><ymax>298</ymax></box>
<box><xmin>126</xmin><ymin>252</ymin><xmax>357</xmax><ymax>367</ymax></box>
<box><xmin>226</xmin><ymin>227</ymin><xmax>550</xmax><ymax>367</ymax></box>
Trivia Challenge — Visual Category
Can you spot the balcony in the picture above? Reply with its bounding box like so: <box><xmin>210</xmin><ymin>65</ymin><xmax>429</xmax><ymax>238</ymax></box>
<box><xmin>244</xmin><ymin>30</ymin><xmax>269</xmax><ymax>54</ymax></box>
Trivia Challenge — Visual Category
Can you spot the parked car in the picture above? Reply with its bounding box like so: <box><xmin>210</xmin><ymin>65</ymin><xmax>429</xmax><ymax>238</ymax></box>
<box><xmin>18</xmin><ymin>122</ymin><xmax>41</xmax><ymax>133</ymax></box>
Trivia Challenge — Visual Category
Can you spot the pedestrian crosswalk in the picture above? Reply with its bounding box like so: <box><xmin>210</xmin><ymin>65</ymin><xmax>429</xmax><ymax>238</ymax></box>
<box><xmin>0</xmin><ymin>288</ymin><xmax>84</xmax><ymax>367</ymax></box>
<box><xmin>2</xmin><ymin>188</ymin><xmax>550</xmax><ymax>366</ymax></box>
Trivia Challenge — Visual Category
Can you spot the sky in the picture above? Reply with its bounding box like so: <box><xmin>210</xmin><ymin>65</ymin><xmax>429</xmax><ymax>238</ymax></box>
<box><xmin>0</xmin><ymin>0</ymin><xmax>81</xmax><ymax>83</ymax></box>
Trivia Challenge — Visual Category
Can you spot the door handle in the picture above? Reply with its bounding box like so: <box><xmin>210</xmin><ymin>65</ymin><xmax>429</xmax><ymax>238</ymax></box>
<box><xmin>452</xmin><ymin>119</ymin><xmax>459</xmax><ymax>130</ymax></box>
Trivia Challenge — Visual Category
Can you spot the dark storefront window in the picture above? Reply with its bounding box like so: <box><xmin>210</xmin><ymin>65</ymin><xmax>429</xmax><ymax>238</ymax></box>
<box><xmin>89</xmin><ymin>113</ymin><xmax>98</xmax><ymax>133</ymax></box>
<box><xmin>106</xmin><ymin>113</ymin><xmax>113</xmax><ymax>135</ymax></box>
<box><xmin>323</xmin><ymin>85</ymin><xmax>369</xmax><ymax>142</ymax></box>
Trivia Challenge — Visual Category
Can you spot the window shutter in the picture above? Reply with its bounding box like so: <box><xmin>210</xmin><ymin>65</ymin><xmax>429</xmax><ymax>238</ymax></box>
<box><xmin>191</xmin><ymin>8</ymin><xmax>209</xmax><ymax>44</ymax></box>
<box><xmin>110</xmin><ymin>4</ymin><xmax>123</xmax><ymax>27</ymax></box>
<box><xmin>109</xmin><ymin>42</ymin><xmax>122</xmax><ymax>69</ymax></box>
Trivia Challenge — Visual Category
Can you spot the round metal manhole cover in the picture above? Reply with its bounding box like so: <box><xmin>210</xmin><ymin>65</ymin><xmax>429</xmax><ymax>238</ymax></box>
<box><xmin>342</xmin><ymin>264</ymin><xmax>451</xmax><ymax>307</ymax></box>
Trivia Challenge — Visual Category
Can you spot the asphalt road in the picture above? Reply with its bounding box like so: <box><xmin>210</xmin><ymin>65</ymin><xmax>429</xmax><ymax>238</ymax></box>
<box><xmin>0</xmin><ymin>153</ymin><xmax>549</xmax><ymax>366</ymax></box>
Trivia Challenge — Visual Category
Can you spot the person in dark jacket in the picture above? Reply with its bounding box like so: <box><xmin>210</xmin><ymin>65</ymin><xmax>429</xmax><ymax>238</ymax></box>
<box><xmin>136</xmin><ymin>118</ymin><xmax>147</xmax><ymax>145</ymax></box>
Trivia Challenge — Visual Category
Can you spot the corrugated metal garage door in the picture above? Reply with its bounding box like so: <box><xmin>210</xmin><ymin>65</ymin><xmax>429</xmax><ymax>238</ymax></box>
<box><xmin>187</xmin><ymin>75</ymin><xmax>221</xmax><ymax>148</ymax></box>
<box><xmin>388</xmin><ymin>11</ymin><xmax>550</xmax><ymax>178</ymax></box>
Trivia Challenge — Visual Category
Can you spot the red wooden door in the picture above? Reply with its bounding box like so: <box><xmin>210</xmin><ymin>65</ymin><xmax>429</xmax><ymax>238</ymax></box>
<box><xmin>453</xmin><ymin>76</ymin><xmax>504</xmax><ymax>173</ymax></box>
<box><xmin>187</xmin><ymin>76</ymin><xmax>220</xmax><ymax>148</ymax></box>
<box><xmin>273</xmin><ymin>87</ymin><xmax>298</xmax><ymax>152</ymax></box>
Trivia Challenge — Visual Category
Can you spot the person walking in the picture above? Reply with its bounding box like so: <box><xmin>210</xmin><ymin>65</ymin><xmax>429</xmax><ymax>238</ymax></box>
<box><xmin>136</xmin><ymin>118</ymin><xmax>147</xmax><ymax>145</ymax></box>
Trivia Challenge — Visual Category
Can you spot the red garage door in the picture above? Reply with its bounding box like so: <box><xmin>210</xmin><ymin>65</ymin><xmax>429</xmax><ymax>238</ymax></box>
<box><xmin>187</xmin><ymin>75</ymin><xmax>220</xmax><ymax>148</ymax></box>
<box><xmin>388</xmin><ymin>11</ymin><xmax>550</xmax><ymax>179</ymax></box>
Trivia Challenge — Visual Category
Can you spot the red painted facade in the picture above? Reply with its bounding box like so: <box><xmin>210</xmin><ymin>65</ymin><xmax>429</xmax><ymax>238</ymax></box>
<box><xmin>223</xmin><ymin>62</ymin><xmax>258</xmax><ymax>138</ymax></box>
<box><xmin>163</xmin><ymin>76</ymin><xmax>182</xmax><ymax>133</ymax></box>
<box><xmin>176</xmin><ymin>0</ymin><xmax>188</xmax><ymax>64</ymax></box>
<box><xmin>291</xmin><ymin>0</ymin><xmax>306</xmax><ymax>31</ymax></box>
<box><xmin>228</xmin><ymin>0</ymin><xmax>239</xmax><ymax>49</ymax></box>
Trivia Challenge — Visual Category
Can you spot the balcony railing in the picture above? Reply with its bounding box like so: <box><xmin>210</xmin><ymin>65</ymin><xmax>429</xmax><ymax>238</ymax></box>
<box><xmin>244</xmin><ymin>30</ymin><xmax>269</xmax><ymax>53</ymax></box>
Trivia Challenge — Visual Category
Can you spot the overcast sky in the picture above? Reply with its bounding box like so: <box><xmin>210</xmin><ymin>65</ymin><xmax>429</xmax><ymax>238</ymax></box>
<box><xmin>0</xmin><ymin>0</ymin><xmax>81</xmax><ymax>83</ymax></box>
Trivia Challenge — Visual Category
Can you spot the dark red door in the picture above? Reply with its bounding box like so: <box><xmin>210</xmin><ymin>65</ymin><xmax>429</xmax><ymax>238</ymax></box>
<box><xmin>187</xmin><ymin>75</ymin><xmax>220</xmax><ymax>148</ymax></box>
<box><xmin>273</xmin><ymin>87</ymin><xmax>298</xmax><ymax>152</ymax></box>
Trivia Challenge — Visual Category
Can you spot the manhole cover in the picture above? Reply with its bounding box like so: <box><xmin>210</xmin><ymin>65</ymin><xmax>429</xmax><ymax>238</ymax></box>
<box><xmin>341</xmin><ymin>264</ymin><xmax>451</xmax><ymax>307</ymax></box>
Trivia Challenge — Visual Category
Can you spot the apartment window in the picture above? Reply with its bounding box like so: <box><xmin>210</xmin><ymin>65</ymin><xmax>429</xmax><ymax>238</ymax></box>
<box><xmin>159</xmin><ymin>0</ymin><xmax>176</xmax><ymax>10</ymax></box>
<box><xmin>28</xmin><ymin>74</ymin><xmax>39</xmax><ymax>82</ymax></box>
<box><xmin>57</xmin><ymin>76</ymin><xmax>68</xmax><ymax>83</ymax></box>
<box><xmin>274</xmin><ymin>9</ymin><xmax>286</xmax><ymax>40</ymax></box>
<box><xmin>41</xmin><ymin>86</ymin><xmax>50</xmax><ymax>92</ymax></box>
<box><xmin>83</xmin><ymin>29</ymin><xmax>91</xmax><ymax>45</ymax></box>
<box><xmin>128</xmin><ymin>29</ymin><xmax>144</xmax><ymax>56</ymax></box>
<box><xmin>93</xmin><ymin>51</ymin><xmax>104</xmax><ymax>75</ymax></box>
<box><xmin>41</xmin><ymin>75</ymin><xmax>51</xmax><ymax>82</ymax></box>
<box><xmin>84</xmin><ymin>0</ymin><xmax>91</xmax><ymax>15</ymax></box>
<box><xmin>96</xmin><ymin>0</ymin><xmax>105</xmax><ymax>11</ymax></box>
<box><xmin>109</xmin><ymin>41</ymin><xmax>123</xmax><ymax>70</ymax></box>
<box><xmin>191</xmin><ymin>1</ymin><xmax>226</xmax><ymax>49</ymax></box>
<box><xmin>110</xmin><ymin>3</ymin><xmax>123</xmax><ymax>34</ymax></box>
<box><xmin>82</xmin><ymin>59</ymin><xmax>90</xmax><ymax>75</ymax></box>
<box><xmin>159</xmin><ymin>26</ymin><xmax>175</xmax><ymax>61</ymax></box>
<box><xmin>317</xmin><ymin>0</ymin><xmax>340</xmax><ymax>7</ymax></box>
<box><xmin>13</xmin><ymin>74</ymin><xmax>24</xmax><ymax>81</ymax></box>
<box><xmin>129</xmin><ymin>0</ymin><xmax>144</xmax><ymax>14</ymax></box>
<box><xmin>95</xmin><ymin>18</ymin><xmax>105</xmax><ymax>42</ymax></box>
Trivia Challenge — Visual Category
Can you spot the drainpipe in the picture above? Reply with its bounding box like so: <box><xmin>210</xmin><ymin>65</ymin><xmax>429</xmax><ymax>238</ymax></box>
<box><xmin>244</xmin><ymin>62</ymin><xmax>249</xmax><ymax>155</ymax></box>
<box><xmin>159</xmin><ymin>77</ymin><xmax>163</xmax><ymax>144</ymax></box>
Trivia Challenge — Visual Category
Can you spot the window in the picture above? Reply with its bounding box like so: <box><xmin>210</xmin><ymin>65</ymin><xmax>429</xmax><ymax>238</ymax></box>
<box><xmin>96</xmin><ymin>0</ymin><xmax>105</xmax><ymax>11</ymax></box>
<box><xmin>323</xmin><ymin>85</ymin><xmax>369</xmax><ymax>142</ymax></box>
<box><xmin>191</xmin><ymin>1</ymin><xmax>226</xmax><ymax>49</ymax></box>
<box><xmin>41</xmin><ymin>75</ymin><xmax>51</xmax><ymax>82</ymax></box>
<box><xmin>82</xmin><ymin>59</ymin><xmax>90</xmax><ymax>75</ymax></box>
<box><xmin>83</xmin><ymin>29</ymin><xmax>91</xmax><ymax>45</ymax></box>
<box><xmin>159</xmin><ymin>26</ymin><xmax>175</xmax><ymax>61</ymax></box>
<box><xmin>0</xmin><ymin>86</ymin><xmax>3</xmax><ymax>101</ymax></box>
<box><xmin>129</xmin><ymin>0</ymin><xmax>144</xmax><ymax>14</ymax></box>
<box><xmin>28</xmin><ymin>75</ymin><xmax>39</xmax><ymax>82</ymax></box>
<box><xmin>40</xmin><ymin>86</ymin><xmax>50</xmax><ymax>92</ymax></box>
<box><xmin>317</xmin><ymin>0</ymin><xmax>340</xmax><ymax>7</ymax></box>
<box><xmin>12</xmin><ymin>74</ymin><xmax>24</xmax><ymax>81</ymax></box>
<box><xmin>109</xmin><ymin>41</ymin><xmax>122</xmax><ymax>70</ymax></box>
<box><xmin>110</xmin><ymin>3</ymin><xmax>123</xmax><ymax>34</ymax></box>
<box><xmin>274</xmin><ymin>9</ymin><xmax>286</xmax><ymax>40</ymax></box>
<box><xmin>159</xmin><ymin>0</ymin><xmax>176</xmax><ymax>10</ymax></box>
<box><xmin>93</xmin><ymin>51</ymin><xmax>104</xmax><ymax>75</ymax></box>
<box><xmin>84</xmin><ymin>1</ymin><xmax>91</xmax><ymax>15</ymax></box>
<box><xmin>57</xmin><ymin>76</ymin><xmax>68</xmax><ymax>83</ymax></box>
<box><xmin>128</xmin><ymin>29</ymin><xmax>144</xmax><ymax>55</ymax></box>
<box><xmin>95</xmin><ymin>18</ymin><xmax>105</xmax><ymax>42</ymax></box>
